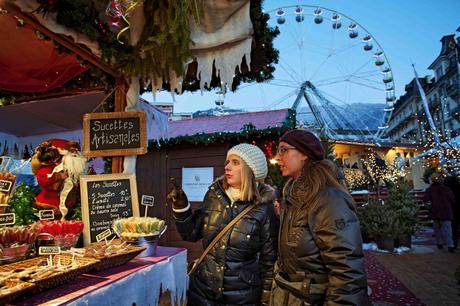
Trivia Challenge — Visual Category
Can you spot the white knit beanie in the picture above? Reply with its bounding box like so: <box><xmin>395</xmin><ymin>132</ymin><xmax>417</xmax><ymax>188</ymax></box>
<box><xmin>227</xmin><ymin>143</ymin><xmax>268</xmax><ymax>181</ymax></box>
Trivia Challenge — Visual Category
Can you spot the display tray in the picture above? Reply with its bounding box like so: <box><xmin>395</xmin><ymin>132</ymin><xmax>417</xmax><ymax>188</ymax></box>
<box><xmin>32</xmin><ymin>255</ymin><xmax>100</xmax><ymax>291</ymax></box>
<box><xmin>0</xmin><ymin>254</ymin><xmax>99</xmax><ymax>298</ymax></box>
<box><xmin>0</xmin><ymin>278</ymin><xmax>35</xmax><ymax>304</ymax></box>
<box><xmin>84</xmin><ymin>240</ymin><xmax>146</xmax><ymax>271</ymax></box>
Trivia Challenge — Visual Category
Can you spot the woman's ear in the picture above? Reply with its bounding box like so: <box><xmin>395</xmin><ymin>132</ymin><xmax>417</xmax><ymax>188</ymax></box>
<box><xmin>300</xmin><ymin>153</ymin><xmax>308</xmax><ymax>161</ymax></box>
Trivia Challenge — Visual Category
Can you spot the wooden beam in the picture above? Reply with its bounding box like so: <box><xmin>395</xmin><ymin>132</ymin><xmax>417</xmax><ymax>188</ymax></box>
<box><xmin>2</xmin><ymin>2</ymin><xmax>119</xmax><ymax>77</ymax></box>
<box><xmin>111</xmin><ymin>78</ymin><xmax>128</xmax><ymax>173</ymax></box>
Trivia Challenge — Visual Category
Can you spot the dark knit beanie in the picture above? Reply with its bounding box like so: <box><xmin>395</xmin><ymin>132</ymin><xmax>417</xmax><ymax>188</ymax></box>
<box><xmin>279</xmin><ymin>130</ymin><xmax>325</xmax><ymax>161</ymax></box>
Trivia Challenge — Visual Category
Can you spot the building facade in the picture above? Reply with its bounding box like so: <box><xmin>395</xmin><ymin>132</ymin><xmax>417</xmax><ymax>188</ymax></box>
<box><xmin>386</xmin><ymin>34</ymin><xmax>460</xmax><ymax>143</ymax></box>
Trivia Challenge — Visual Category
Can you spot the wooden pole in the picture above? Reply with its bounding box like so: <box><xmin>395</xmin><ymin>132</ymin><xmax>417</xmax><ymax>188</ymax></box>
<box><xmin>111</xmin><ymin>78</ymin><xmax>127</xmax><ymax>173</ymax></box>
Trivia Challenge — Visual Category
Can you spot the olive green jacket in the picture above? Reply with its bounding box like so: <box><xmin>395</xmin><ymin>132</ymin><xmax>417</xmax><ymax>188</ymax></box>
<box><xmin>274</xmin><ymin>171</ymin><xmax>370</xmax><ymax>306</ymax></box>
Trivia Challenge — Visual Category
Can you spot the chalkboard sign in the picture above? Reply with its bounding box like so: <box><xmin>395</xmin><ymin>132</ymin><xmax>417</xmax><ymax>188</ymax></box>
<box><xmin>0</xmin><ymin>180</ymin><xmax>12</xmax><ymax>193</ymax></box>
<box><xmin>80</xmin><ymin>173</ymin><xmax>140</xmax><ymax>245</ymax></box>
<box><xmin>0</xmin><ymin>213</ymin><xmax>15</xmax><ymax>226</ymax></box>
<box><xmin>83</xmin><ymin>111</ymin><xmax>147</xmax><ymax>157</ymax></box>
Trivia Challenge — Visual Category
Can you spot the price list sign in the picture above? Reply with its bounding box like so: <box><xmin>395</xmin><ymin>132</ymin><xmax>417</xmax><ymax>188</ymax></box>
<box><xmin>80</xmin><ymin>173</ymin><xmax>140</xmax><ymax>245</ymax></box>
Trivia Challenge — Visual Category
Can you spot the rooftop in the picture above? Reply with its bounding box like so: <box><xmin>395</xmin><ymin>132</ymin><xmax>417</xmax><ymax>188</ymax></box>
<box><xmin>168</xmin><ymin>108</ymin><xmax>290</xmax><ymax>138</ymax></box>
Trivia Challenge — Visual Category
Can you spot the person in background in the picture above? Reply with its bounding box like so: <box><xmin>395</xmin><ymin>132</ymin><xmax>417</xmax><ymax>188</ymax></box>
<box><xmin>270</xmin><ymin>129</ymin><xmax>370</xmax><ymax>306</ymax></box>
<box><xmin>444</xmin><ymin>175</ymin><xmax>460</xmax><ymax>249</ymax></box>
<box><xmin>423</xmin><ymin>172</ymin><xmax>455</xmax><ymax>253</ymax></box>
<box><xmin>168</xmin><ymin>143</ymin><xmax>278</xmax><ymax>306</ymax></box>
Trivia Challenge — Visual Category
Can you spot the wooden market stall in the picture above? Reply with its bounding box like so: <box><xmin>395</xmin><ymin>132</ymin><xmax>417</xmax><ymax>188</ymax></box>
<box><xmin>136</xmin><ymin>108</ymin><xmax>294</xmax><ymax>260</ymax></box>
<box><xmin>0</xmin><ymin>0</ymin><xmax>280</xmax><ymax>303</ymax></box>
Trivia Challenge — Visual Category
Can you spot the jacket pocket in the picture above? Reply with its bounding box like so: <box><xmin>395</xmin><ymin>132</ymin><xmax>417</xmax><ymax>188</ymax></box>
<box><xmin>238</xmin><ymin>269</ymin><xmax>262</xmax><ymax>286</ymax></box>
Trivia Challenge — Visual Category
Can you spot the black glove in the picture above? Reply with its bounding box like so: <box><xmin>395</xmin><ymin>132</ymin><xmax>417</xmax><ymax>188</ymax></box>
<box><xmin>167</xmin><ymin>178</ymin><xmax>189</xmax><ymax>210</ymax></box>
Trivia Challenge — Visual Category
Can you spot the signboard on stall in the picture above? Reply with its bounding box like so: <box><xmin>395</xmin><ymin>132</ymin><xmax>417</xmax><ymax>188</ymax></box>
<box><xmin>38</xmin><ymin>210</ymin><xmax>55</xmax><ymax>220</ymax></box>
<box><xmin>0</xmin><ymin>180</ymin><xmax>12</xmax><ymax>193</ymax></box>
<box><xmin>182</xmin><ymin>167</ymin><xmax>214</xmax><ymax>202</ymax></box>
<box><xmin>82</xmin><ymin>111</ymin><xmax>147</xmax><ymax>157</ymax></box>
<box><xmin>0</xmin><ymin>213</ymin><xmax>15</xmax><ymax>226</ymax></box>
<box><xmin>80</xmin><ymin>173</ymin><xmax>140</xmax><ymax>245</ymax></box>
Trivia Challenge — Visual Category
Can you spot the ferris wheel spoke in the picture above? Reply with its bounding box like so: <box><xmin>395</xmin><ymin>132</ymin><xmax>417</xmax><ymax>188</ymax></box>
<box><xmin>307</xmin><ymin>54</ymin><xmax>334</xmax><ymax>82</ymax></box>
<box><xmin>346</xmin><ymin>79</ymin><xmax>384</xmax><ymax>91</ymax></box>
<box><xmin>278</xmin><ymin>61</ymin><xmax>304</xmax><ymax>84</ymax></box>
<box><xmin>314</xmin><ymin>70</ymin><xmax>381</xmax><ymax>86</ymax></box>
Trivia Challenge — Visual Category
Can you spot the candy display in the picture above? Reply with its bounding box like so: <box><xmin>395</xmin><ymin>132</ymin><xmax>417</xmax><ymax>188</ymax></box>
<box><xmin>37</xmin><ymin>220</ymin><xmax>84</xmax><ymax>237</ymax></box>
<box><xmin>0</xmin><ymin>254</ymin><xmax>99</xmax><ymax>302</ymax></box>
<box><xmin>0</xmin><ymin>225</ymin><xmax>39</xmax><ymax>247</ymax></box>
<box><xmin>0</xmin><ymin>225</ymin><xmax>39</xmax><ymax>260</ymax></box>
<box><xmin>37</xmin><ymin>220</ymin><xmax>84</xmax><ymax>249</ymax></box>
<box><xmin>82</xmin><ymin>239</ymin><xmax>146</xmax><ymax>271</ymax></box>
<box><xmin>112</xmin><ymin>217</ymin><xmax>166</xmax><ymax>239</ymax></box>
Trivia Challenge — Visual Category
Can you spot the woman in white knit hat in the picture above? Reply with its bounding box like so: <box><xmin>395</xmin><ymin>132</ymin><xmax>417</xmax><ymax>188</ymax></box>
<box><xmin>168</xmin><ymin>143</ymin><xmax>278</xmax><ymax>306</ymax></box>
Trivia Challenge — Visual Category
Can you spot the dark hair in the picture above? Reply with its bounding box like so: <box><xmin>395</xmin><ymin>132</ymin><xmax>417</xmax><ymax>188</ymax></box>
<box><xmin>297</xmin><ymin>159</ymin><xmax>348</xmax><ymax>205</ymax></box>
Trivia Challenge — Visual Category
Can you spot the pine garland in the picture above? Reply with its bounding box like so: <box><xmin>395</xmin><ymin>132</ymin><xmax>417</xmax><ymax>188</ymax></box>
<box><xmin>31</xmin><ymin>0</ymin><xmax>278</xmax><ymax>94</ymax></box>
<box><xmin>150</xmin><ymin>109</ymin><xmax>296</xmax><ymax>148</ymax></box>
<box><xmin>120</xmin><ymin>0</ymin><xmax>202</xmax><ymax>81</ymax></box>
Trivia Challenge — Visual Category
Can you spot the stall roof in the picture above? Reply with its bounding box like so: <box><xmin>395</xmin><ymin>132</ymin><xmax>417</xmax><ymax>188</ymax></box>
<box><xmin>169</xmin><ymin>109</ymin><xmax>290</xmax><ymax>138</ymax></box>
<box><xmin>0</xmin><ymin>9</ymin><xmax>87</xmax><ymax>93</ymax></box>
<box><xmin>0</xmin><ymin>91</ymin><xmax>105</xmax><ymax>136</ymax></box>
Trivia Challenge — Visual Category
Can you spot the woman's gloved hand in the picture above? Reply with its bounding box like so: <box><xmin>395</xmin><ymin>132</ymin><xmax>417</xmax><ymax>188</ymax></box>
<box><xmin>167</xmin><ymin>177</ymin><xmax>189</xmax><ymax>210</ymax></box>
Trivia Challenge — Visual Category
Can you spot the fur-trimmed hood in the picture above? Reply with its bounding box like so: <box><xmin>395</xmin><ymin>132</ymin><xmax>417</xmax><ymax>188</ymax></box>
<box><xmin>213</xmin><ymin>176</ymin><xmax>276</xmax><ymax>206</ymax></box>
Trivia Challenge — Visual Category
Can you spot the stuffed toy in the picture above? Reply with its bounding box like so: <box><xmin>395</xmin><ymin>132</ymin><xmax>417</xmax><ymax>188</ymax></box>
<box><xmin>31</xmin><ymin>139</ymin><xmax>88</xmax><ymax>219</ymax></box>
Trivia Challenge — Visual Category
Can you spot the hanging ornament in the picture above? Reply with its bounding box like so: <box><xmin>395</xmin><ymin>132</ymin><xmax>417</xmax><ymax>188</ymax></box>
<box><xmin>105</xmin><ymin>0</ymin><xmax>141</xmax><ymax>44</ymax></box>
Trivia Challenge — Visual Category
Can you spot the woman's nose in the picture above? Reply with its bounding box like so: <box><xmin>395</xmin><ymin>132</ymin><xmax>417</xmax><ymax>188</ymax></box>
<box><xmin>275</xmin><ymin>152</ymin><xmax>281</xmax><ymax>161</ymax></box>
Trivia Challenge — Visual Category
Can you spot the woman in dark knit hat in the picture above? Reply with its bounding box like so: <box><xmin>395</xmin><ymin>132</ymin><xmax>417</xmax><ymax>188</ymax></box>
<box><xmin>269</xmin><ymin>129</ymin><xmax>370</xmax><ymax>306</ymax></box>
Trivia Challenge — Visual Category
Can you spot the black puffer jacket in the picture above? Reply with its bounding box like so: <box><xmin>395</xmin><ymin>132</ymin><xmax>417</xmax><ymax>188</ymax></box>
<box><xmin>274</xmin><ymin>170</ymin><xmax>370</xmax><ymax>306</ymax></box>
<box><xmin>174</xmin><ymin>178</ymin><xmax>278</xmax><ymax>305</ymax></box>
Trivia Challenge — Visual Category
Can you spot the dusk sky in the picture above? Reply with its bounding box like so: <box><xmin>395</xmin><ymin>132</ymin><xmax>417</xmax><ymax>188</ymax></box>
<box><xmin>142</xmin><ymin>0</ymin><xmax>460</xmax><ymax>117</ymax></box>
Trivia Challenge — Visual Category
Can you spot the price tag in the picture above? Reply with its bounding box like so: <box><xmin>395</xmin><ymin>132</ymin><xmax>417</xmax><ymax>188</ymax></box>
<box><xmin>0</xmin><ymin>180</ymin><xmax>12</xmax><ymax>193</ymax></box>
<box><xmin>96</xmin><ymin>228</ymin><xmax>112</xmax><ymax>242</ymax></box>
<box><xmin>141</xmin><ymin>195</ymin><xmax>154</xmax><ymax>217</ymax></box>
<box><xmin>141</xmin><ymin>195</ymin><xmax>155</xmax><ymax>206</ymax></box>
<box><xmin>39</xmin><ymin>246</ymin><xmax>61</xmax><ymax>255</ymax></box>
<box><xmin>0</xmin><ymin>213</ymin><xmax>15</xmax><ymax>226</ymax></box>
<box><xmin>39</xmin><ymin>210</ymin><xmax>55</xmax><ymax>220</ymax></box>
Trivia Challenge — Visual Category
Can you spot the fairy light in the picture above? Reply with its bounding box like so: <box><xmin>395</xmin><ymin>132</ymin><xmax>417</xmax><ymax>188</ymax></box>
<box><xmin>344</xmin><ymin>169</ymin><xmax>369</xmax><ymax>191</ymax></box>
<box><xmin>417</xmin><ymin>123</ymin><xmax>460</xmax><ymax>175</ymax></box>
<box><xmin>362</xmin><ymin>150</ymin><xmax>402</xmax><ymax>186</ymax></box>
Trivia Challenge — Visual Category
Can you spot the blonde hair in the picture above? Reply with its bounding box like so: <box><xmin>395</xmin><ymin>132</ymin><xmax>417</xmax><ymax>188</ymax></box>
<box><xmin>224</xmin><ymin>158</ymin><xmax>261</xmax><ymax>202</ymax></box>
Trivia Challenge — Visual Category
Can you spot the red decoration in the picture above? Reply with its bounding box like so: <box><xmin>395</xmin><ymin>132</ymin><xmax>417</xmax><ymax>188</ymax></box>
<box><xmin>0</xmin><ymin>13</ymin><xmax>87</xmax><ymax>92</ymax></box>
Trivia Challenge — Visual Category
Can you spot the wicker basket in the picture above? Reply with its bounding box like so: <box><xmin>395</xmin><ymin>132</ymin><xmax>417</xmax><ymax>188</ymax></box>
<box><xmin>0</xmin><ymin>279</ymin><xmax>35</xmax><ymax>304</ymax></box>
<box><xmin>84</xmin><ymin>240</ymin><xmax>145</xmax><ymax>271</ymax></box>
<box><xmin>0</xmin><ymin>257</ymin><xmax>45</xmax><ymax>273</ymax></box>
<box><xmin>0</xmin><ymin>255</ymin><xmax>99</xmax><ymax>292</ymax></box>
<box><xmin>31</xmin><ymin>255</ymin><xmax>99</xmax><ymax>291</ymax></box>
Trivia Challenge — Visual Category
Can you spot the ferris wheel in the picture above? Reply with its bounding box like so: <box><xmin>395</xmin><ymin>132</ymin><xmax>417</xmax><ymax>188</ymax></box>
<box><xmin>248</xmin><ymin>4</ymin><xmax>396</xmax><ymax>140</ymax></box>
